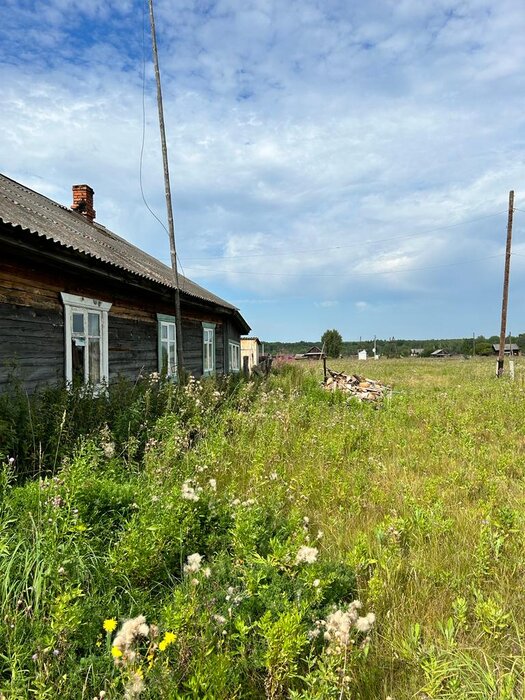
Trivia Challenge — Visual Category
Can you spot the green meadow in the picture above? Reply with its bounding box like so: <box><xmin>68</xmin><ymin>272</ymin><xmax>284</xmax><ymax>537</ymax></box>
<box><xmin>1</xmin><ymin>358</ymin><xmax>524</xmax><ymax>699</ymax></box>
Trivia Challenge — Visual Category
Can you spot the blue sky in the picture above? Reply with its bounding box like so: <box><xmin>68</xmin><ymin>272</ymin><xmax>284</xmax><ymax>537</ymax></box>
<box><xmin>1</xmin><ymin>0</ymin><xmax>525</xmax><ymax>341</ymax></box>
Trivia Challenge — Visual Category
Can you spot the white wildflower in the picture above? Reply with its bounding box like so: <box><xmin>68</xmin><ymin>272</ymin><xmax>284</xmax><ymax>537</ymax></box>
<box><xmin>209</xmin><ymin>478</ymin><xmax>217</xmax><ymax>491</ymax></box>
<box><xmin>269</xmin><ymin>471</ymin><xmax>278</xmax><ymax>481</ymax></box>
<box><xmin>213</xmin><ymin>614</ymin><xmax>227</xmax><ymax>625</ymax></box>
<box><xmin>184</xmin><ymin>553</ymin><xmax>203</xmax><ymax>574</ymax></box>
<box><xmin>355</xmin><ymin>612</ymin><xmax>376</xmax><ymax>634</ymax></box>
<box><xmin>112</xmin><ymin>615</ymin><xmax>150</xmax><ymax>667</ymax></box>
<box><xmin>181</xmin><ymin>480</ymin><xmax>201</xmax><ymax>502</ymax></box>
<box><xmin>295</xmin><ymin>546</ymin><xmax>318</xmax><ymax>565</ymax></box>
<box><xmin>124</xmin><ymin>670</ymin><xmax>145</xmax><ymax>699</ymax></box>
<box><xmin>313</xmin><ymin>579</ymin><xmax>320</xmax><ymax>588</ymax></box>
<box><xmin>203</xmin><ymin>567</ymin><xmax>212</xmax><ymax>578</ymax></box>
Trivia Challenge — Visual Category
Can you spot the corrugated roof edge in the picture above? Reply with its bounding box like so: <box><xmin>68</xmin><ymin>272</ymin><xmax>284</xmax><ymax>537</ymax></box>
<box><xmin>0</xmin><ymin>173</ymin><xmax>250</xmax><ymax>332</ymax></box>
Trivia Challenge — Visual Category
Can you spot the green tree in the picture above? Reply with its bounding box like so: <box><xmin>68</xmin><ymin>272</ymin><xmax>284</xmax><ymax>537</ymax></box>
<box><xmin>321</xmin><ymin>329</ymin><xmax>343</xmax><ymax>358</ymax></box>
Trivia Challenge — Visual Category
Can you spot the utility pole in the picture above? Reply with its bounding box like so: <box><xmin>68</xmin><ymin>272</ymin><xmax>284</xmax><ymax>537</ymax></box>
<box><xmin>497</xmin><ymin>190</ymin><xmax>514</xmax><ymax>377</ymax></box>
<box><xmin>472</xmin><ymin>332</ymin><xmax>475</xmax><ymax>357</ymax></box>
<box><xmin>148</xmin><ymin>0</ymin><xmax>184</xmax><ymax>378</ymax></box>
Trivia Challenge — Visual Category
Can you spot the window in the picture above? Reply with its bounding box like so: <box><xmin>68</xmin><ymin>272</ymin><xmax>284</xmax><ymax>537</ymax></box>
<box><xmin>202</xmin><ymin>322</ymin><xmax>215</xmax><ymax>376</ymax></box>
<box><xmin>61</xmin><ymin>293</ymin><xmax>111</xmax><ymax>386</ymax></box>
<box><xmin>157</xmin><ymin>314</ymin><xmax>177</xmax><ymax>377</ymax></box>
<box><xmin>229</xmin><ymin>341</ymin><xmax>240</xmax><ymax>372</ymax></box>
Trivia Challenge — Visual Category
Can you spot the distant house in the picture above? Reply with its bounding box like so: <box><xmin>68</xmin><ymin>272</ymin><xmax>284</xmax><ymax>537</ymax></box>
<box><xmin>240</xmin><ymin>337</ymin><xmax>262</xmax><ymax>373</ymax></box>
<box><xmin>296</xmin><ymin>346</ymin><xmax>325</xmax><ymax>361</ymax></box>
<box><xmin>430</xmin><ymin>349</ymin><xmax>450</xmax><ymax>358</ymax></box>
<box><xmin>358</xmin><ymin>350</ymin><xmax>367</xmax><ymax>361</ymax></box>
<box><xmin>410</xmin><ymin>348</ymin><xmax>424</xmax><ymax>357</ymax></box>
<box><xmin>0</xmin><ymin>173</ymin><xmax>250</xmax><ymax>392</ymax></box>
<box><xmin>492</xmin><ymin>343</ymin><xmax>520</xmax><ymax>356</ymax></box>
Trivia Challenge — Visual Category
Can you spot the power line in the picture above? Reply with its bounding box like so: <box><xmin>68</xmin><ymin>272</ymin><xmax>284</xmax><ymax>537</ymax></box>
<box><xmin>179</xmin><ymin>209</ymin><xmax>508</xmax><ymax>262</ymax></box>
<box><xmin>183</xmin><ymin>252</ymin><xmax>504</xmax><ymax>279</ymax></box>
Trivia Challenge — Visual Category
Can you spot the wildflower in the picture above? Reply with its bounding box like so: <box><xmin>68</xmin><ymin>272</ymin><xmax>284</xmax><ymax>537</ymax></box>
<box><xmin>313</xmin><ymin>579</ymin><xmax>320</xmax><ymax>588</ymax></box>
<box><xmin>203</xmin><ymin>567</ymin><xmax>211</xmax><ymax>578</ymax></box>
<box><xmin>103</xmin><ymin>618</ymin><xmax>118</xmax><ymax>633</ymax></box>
<box><xmin>269</xmin><ymin>471</ymin><xmax>278</xmax><ymax>480</ymax></box>
<box><xmin>209</xmin><ymin>478</ymin><xmax>217</xmax><ymax>491</ymax></box>
<box><xmin>213</xmin><ymin>614</ymin><xmax>226</xmax><ymax>625</ymax></box>
<box><xmin>31</xmin><ymin>653</ymin><xmax>38</xmax><ymax>661</ymax></box>
<box><xmin>164</xmin><ymin>631</ymin><xmax>176</xmax><ymax>645</ymax></box>
<box><xmin>184</xmin><ymin>553</ymin><xmax>203</xmax><ymax>574</ymax></box>
<box><xmin>295</xmin><ymin>546</ymin><xmax>318</xmax><ymax>565</ymax></box>
<box><xmin>103</xmin><ymin>441</ymin><xmax>115</xmax><ymax>459</ymax></box>
<box><xmin>181</xmin><ymin>480</ymin><xmax>201</xmax><ymax>502</ymax></box>
<box><xmin>124</xmin><ymin>669</ymin><xmax>145</xmax><ymax>699</ymax></box>
<box><xmin>321</xmin><ymin>601</ymin><xmax>375</xmax><ymax>651</ymax></box>
<box><xmin>112</xmin><ymin>615</ymin><xmax>149</xmax><ymax>665</ymax></box>
<box><xmin>52</xmin><ymin>649</ymin><xmax>60</xmax><ymax>656</ymax></box>
<box><xmin>355</xmin><ymin>612</ymin><xmax>376</xmax><ymax>633</ymax></box>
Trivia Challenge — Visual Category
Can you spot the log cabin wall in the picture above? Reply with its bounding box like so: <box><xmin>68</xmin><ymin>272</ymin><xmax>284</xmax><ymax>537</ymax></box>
<box><xmin>0</xmin><ymin>226</ymin><xmax>234</xmax><ymax>391</ymax></box>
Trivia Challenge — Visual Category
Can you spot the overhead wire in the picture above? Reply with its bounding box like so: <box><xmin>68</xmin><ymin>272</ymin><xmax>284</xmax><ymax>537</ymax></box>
<box><xmin>182</xmin><ymin>253</ymin><xmax>505</xmax><ymax>279</ymax></box>
<box><xmin>179</xmin><ymin>209</ymin><xmax>508</xmax><ymax>262</ymax></box>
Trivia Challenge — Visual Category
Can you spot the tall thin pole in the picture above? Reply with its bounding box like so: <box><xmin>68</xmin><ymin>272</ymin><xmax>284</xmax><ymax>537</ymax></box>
<box><xmin>148</xmin><ymin>0</ymin><xmax>184</xmax><ymax>377</ymax></box>
<box><xmin>497</xmin><ymin>190</ymin><xmax>514</xmax><ymax>377</ymax></box>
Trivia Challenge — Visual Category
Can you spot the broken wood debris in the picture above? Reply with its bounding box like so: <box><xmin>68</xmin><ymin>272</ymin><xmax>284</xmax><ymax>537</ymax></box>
<box><xmin>322</xmin><ymin>368</ymin><xmax>391</xmax><ymax>403</ymax></box>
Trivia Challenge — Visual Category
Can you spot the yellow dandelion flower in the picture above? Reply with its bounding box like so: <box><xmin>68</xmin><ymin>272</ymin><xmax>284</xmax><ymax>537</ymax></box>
<box><xmin>158</xmin><ymin>640</ymin><xmax>168</xmax><ymax>652</ymax></box>
<box><xmin>103</xmin><ymin>619</ymin><xmax>117</xmax><ymax>633</ymax></box>
<box><xmin>111</xmin><ymin>646</ymin><xmax>123</xmax><ymax>658</ymax></box>
<box><xmin>164</xmin><ymin>631</ymin><xmax>176</xmax><ymax>645</ymax></box>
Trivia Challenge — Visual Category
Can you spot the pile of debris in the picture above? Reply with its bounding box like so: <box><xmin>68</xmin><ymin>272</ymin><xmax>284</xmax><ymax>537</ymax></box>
<box><xmin>322</xmin><ymin>369</ymin><xmax>391</xmax><ymax>403</ymax></box>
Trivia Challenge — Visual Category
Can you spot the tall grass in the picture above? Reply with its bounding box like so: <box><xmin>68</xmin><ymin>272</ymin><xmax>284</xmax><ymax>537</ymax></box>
<box><xmin>1</xmin><ymin>358</ymin><xmax>524</xmax><ymax>698</ymax></box>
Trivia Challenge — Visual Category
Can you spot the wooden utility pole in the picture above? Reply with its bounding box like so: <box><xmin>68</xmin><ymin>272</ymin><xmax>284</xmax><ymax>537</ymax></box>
<box><xmin>497</xmin><ymin>190</ymin><xmax>514</xmax><ymax>377</ymax></box>
<box><xmin>148</xmin><ymin>0</ymin><xmax>184</xmax><ymax>378</ymax></box>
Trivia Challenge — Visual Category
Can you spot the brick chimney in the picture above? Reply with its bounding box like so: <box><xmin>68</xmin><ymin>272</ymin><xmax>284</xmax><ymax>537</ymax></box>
<box><xmin>71</xmin><ymin>184</ymin><xmax>96</xmax><ymax>223</ymax></box>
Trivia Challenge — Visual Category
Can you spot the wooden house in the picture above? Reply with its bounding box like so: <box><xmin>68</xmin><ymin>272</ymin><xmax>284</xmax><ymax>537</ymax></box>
<box><xmin>430</xmin><ymin>349</ymin><xmax>450</xmax><ymax>358</ymax></box>
<box><xmin>492</xmin><ymin>343</ymin><xmax>520</xmax><ymax>356</ymax></box>
<box><xmin>0</xmin><ymin>174</ymin><xmax>250</xmax><ymax>392</ymax></box>
<box><xmin>295</xmin><ymin>346</ymin><xmax>325</xmax><ymax>361</ymax></box>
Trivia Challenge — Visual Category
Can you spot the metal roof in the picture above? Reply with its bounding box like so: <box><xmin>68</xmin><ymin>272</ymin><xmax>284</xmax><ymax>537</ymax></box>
<box><xmin>0</xmin><ymin>173</ymin><xmax>245</xmax><ymax>318</ymax></box>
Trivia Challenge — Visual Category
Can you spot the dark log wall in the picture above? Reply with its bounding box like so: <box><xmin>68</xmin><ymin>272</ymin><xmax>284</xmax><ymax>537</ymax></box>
<box><xmin>0</xmin><ymin>303</ymin><xmax>64</xmax><ymax>391</ymax></box>
<box><xmin>108</xmin><ymin>316</ymin><xmax>157</xmax><ymax>381</ymax></box>
<box><xmin>0</xmin><ymin>228</ymin><xmax>242</xmax><ymax>391</ymax></box>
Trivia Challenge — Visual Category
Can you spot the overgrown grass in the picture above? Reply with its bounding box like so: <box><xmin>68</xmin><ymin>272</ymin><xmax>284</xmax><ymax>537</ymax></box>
<box><xmin>1</xmin><ymin>358</ymin><xmax>524</xmax><ymax>698</ymax></box>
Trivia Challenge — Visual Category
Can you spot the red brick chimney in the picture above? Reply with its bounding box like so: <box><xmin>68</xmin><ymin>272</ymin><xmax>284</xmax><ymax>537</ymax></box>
<box><xmin>71</xmin><ymin>184</ymin><xmax>96</xmax><ymax>223</ymax></box>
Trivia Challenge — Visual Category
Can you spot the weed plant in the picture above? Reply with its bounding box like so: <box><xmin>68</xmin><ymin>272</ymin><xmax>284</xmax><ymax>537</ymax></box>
<box><xmin>0</xmin><ymin>358</ymin><xmax>524</xmax><ymax>698</ymax></box>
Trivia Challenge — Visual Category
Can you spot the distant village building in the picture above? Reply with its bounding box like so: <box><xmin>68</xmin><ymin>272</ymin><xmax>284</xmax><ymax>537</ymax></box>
<box><xmin>240</xmin><ymin>337</ymin><xmax>262</xmax><ymax>373</ymax></box>
<box><xmin>358</xmin><ymin>350</ymin><xmax>367</xmax><ymax>361</ymax></box>
<box><xmin>430</xmin><ymin>349</ymin><xmax>450</xmax><ymax>358</ymax></box>
<box><xmin>295</xmin><ymin>346</ymin><xmax>325</xmax><ymax>361</ymax></box>
<box><xmin>492</xmin><ymin>343</ymin><xmax>520</xmax><ymax>356</ymax></box>
<box><xmin>410</xmin><ymin>348</ymin><xmax>424</xmax><ymax>357</ymax></box>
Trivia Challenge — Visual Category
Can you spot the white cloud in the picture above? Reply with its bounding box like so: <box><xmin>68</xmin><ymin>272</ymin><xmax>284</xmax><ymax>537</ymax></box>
<box><xmin>1</xmin><ymin>0</ymin><xmax>525</xmax><ymax>339</ymax></box>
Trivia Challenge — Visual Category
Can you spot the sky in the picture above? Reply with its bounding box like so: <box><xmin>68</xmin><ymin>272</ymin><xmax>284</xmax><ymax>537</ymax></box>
<box><xmin>1</xmin><ymin>0</ymin><xmax>525</xmax><ymax>342</ymax></box>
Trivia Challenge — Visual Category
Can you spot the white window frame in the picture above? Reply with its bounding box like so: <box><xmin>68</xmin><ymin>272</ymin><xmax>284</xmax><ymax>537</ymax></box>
<box><xmin>157</xmin><ymin>313</ymin><xmax>177</xmax><ymax>378</ymax></box>
<box><xmin>61</xmin><ymin>292</ymin><xmax>111</xmax><ymax>386</ymax></box>
<box><xmin>229</xmin><ymin>341</ymin><xmax>240</xmax><ymax>372</ymax></box>
<box><xmin>202</xmin><ymin>322</ymin><xmax>216</xmax><ymax>376</ymax></box>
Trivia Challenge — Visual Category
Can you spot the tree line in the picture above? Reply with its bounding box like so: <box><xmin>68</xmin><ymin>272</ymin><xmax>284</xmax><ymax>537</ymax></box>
<box><xmin>264</xmin><ymin>333</ymin><xmax>525</xmax><ymax>359</ymax></box>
